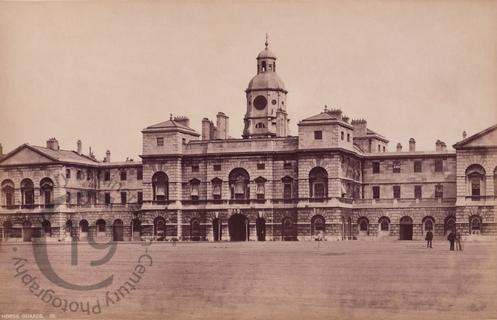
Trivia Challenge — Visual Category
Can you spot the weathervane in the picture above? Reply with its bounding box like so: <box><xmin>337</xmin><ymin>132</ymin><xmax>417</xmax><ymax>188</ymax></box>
<box><xmin>265</xmin><ymin>33</ymin><xmax>269</xmax><ymax>49</ymax></box>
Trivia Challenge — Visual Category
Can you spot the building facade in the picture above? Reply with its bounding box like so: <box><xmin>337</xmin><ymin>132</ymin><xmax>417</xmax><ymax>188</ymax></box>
<box><xmin>1</xmin><ymin>43</ymin><xmax>496</xmax><ymax>242</ymax></box>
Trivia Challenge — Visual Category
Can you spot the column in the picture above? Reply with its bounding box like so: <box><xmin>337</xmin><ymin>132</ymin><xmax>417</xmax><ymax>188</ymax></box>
<box><xmin>177</xmin><ymin>210</ymin><xmax>182</xmax><ymax>241</ymax></box>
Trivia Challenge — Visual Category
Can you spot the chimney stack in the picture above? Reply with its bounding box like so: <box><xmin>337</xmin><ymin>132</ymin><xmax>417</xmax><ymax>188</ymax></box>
<box><xmin>396</xmin><ymin>143</ymin><xmax>402</xmax><ymax>152</ymax></box>
<box><xmin>77</xmin><ymin>140</ymin><xmax>82</xmax><ymax>154</ymax></box>
<box><xmin>440</xmin><ymin>142</ymin><xmax>447</xmax><ymax>152</ymax></box>
<box><xmin>202</xmin><ymin>118</ymin><xmax>212</xmax><ymax>140</ymax></box>
<box><xmin>105</xmin><ymin>150</ymin><xmax>111</xmax><ymax>163</ymax></box>
<box><xmin>46</xmin><ymin>138</ymin><xmax>60</xmax><ymax>151</ymax></box>
<box><xmin>435</xmin><ymin>139</ymin><xmax>442</xmax><ymax>152</ymax></box>
<box><xmin>216</xmin><ymin>112</ymin><xmax>229</xmax><ymax>139</ymax></box>
<box><xmin>173</xmin><ymin>116</ymin><xmax>190</xmax><ymax>128</ymax></box>
<box><xmin>462</xmin><ymin>131</ymin><xmax>467</xmax><ymax>139</ymax></box>
<box><xmin>351</xmin><ymin>119</ymin><xmax>367</xmax><ymax>137</ymax></box>
<box><xmin>409</xmin><ymin>138</ymin><xmax>416</xmax><ymax>152</ymax></box>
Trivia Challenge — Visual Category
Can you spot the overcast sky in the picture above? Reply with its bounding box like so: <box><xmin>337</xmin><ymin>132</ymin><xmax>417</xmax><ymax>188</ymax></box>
<box><xmin>1</xmin><ymin>1</ymin><xmax>496</xmax><ymax>161</ymax></box>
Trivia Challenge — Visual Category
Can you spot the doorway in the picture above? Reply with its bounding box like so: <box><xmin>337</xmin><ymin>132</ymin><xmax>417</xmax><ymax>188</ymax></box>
<box><xmin>399</xmin><ymin>216</ymin><xmax>413</xmax><ymax>240</ymax></box>
<box><xmin>212</xmin><ymin>218</ymin><xmax>221</xmax><ymax>241</ymax></box>
<box><xmin>228</xmin><ymin>214</ymin><xmax>248</xmax><ymax>241</ymax></box>
<box><xmin>256</xmin><ymin>217</ymin><xmax>266</xmax><ymax>241</ymax></box>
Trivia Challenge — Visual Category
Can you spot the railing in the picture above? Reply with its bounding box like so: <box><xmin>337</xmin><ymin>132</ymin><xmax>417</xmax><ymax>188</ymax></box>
<box><xmin>464</xmin><ymin>196</ymin><xmax>495</xmax><ymax>201</ymax></box>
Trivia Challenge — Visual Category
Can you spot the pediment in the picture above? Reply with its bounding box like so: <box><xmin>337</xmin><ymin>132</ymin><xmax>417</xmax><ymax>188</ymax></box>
<box><xmin>454</xmin><ymin>124</ymin><xmax>497</xmax><ymax>149</ymax></box>
<box><xmin>0</xmin><ymin>146</ymin><xmax>56</xmax><ymax>166</ymax></box>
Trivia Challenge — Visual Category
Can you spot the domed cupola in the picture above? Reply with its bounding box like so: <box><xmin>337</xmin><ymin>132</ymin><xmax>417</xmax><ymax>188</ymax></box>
<box><xmin>243</xmin><ymin>35</ymin><xmax>289</xmax><ymax>139</ymax></box>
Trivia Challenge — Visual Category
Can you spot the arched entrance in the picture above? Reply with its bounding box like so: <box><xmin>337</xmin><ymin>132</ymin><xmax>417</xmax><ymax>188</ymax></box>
<box><xmin>444</xmin><ymin>216</ymin><xmax>456</xmax><ymax>236</ymax></box>
<box><xmin>357</xmin><ymin>217</ymin><xmax>369</xmax><ymax>236</ymax></box>
<box><xmin>212</xmin><ymin>218</ymin><xmax>221</xmax><ymax>241</ymax></box>
<box><xmin>132</xmin><ymin>219</ymin><xmax>141</xmax><ymax>241</ymax></box>
<box><xmin>113</xmin><ymin>219</ymin><xmax>124</xmax><ymax>241</ymax></box>
<box><xmin>422</xmin><ymin>216</ymin><xmax>435</xmax><ymax>238</ymax></box>
<box><xmin>399</xmin><ymin>216</ymin><xmax>413</xmax><ymax>240</ymax></box>
<box><xmin>256</xmin><ymin>217</ymin><xmax>266</xmax><ymax>241</ymax></box>
<box><xmin>190</xmin><ymin>218</ymin><xmax>201</xmax><ymax>241</ymax></box>
<box><xmin>228</xmin><ymin>214</ymin><xmax>248</xmax><ymax>241</ymax></box>
<box><xmin>23</xmin><ymin>220</ymin><xmax>32</xmax><ymax>242</ymax></box>
<box><xmin>282</xmin><ymin>217</ymin><xmax>296</xmax><ymax>241</ymax></box>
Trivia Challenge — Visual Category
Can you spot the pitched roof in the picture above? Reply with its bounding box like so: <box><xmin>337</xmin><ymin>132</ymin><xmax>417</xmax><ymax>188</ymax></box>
<box><xmin>30</xmin><ymin>145</ymin><xmax>99</xmax><ymax>165</ymax></box>
<box><xmin>0</xmin><ymin>144</ymin><xmax>99</xmax><ymax>166</ymax></box>
<box><xmin>146</xmin><ymin>119</ymin><xmax>195</xmax><ymax>131</ymax></box>
<box><xmin>301</xmin><ymin>112</ymin><xmax>339</xmax><ymax>122</ymax></box>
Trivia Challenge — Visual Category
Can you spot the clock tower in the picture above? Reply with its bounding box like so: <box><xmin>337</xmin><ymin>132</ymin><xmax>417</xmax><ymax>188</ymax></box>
<box><xmin>243</xmin><ymin>37</ymin><xmax>289</xmax><ymax>139</ymax></box>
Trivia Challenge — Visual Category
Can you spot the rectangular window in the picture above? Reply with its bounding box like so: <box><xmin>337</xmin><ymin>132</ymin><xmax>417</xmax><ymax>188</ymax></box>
<box><xmin>347</xmin><ymin>133</ymin><xmax>350</xmax><ymax>142</ymax></box>
<box><xmin>87</xmin><ymin>170</ymin><xmax>92</xmax><ymax>181</ymax></box>
<box><xmin>104</xmin><ymin>170</ymin><xmax>110</xmax><ymax>181</ymax></box>
<box><xmin>471</xmin><ymin>181</ymin><xmax>481</xmax><ymax>196</ymax></box>
<box><xmin>414</xmin><ymin>185</ymin><xmax>422</xmax><ymax>199</ymax></box>
<box><xmin>393</xmin><ymin>161</ymin><xmax>401</xmax><ymax>173</ymax></box>
<box><xmin>212</xmin><ymin>183</ymin><xmax>222</xmax><ymax>199</ymax></box>
<box><xmin>435</xmin><ymin>159</ymin><xmax>443</xmax><ymax>172</ymax></box>
<box><xmin>120</xmin><ymin>170</ymin><xmax>127</xmax><ymax>181</ymax></box>
<box><xmin>372</xmin><ymin>162</ymin><xmax>380</xmax><ymax>174</ymax></box>
<box><xmin>191</xmin><ymin>165</ymin><xmax>199</xmax><ymax>172</ymax></box>
<box><xmin>213</xmin><ymin>164</ymin><xmax>221</xmax><ymax>171</ymax></box>
<box><xmin>66</xmin><ymin>192</ymin><xmax>71</xmax><ymax>204</ymax></box>
<box><xmin>372</xmin><ymin>186</ymin><xmax>380</xmax><ymax>199</ymax></box>
<box><xmin>314</xmin><ymin>131</ymin><xmax>322</xmax><ymax>140</ymax></box>
<box><xmin>66</xmin><ymin>169</ymin><xmax>71</xmax><ymax>179</ymax></box>
<box><xmin>104</xmin><ymin>193</ymin><xmax>111</xmax><ymax>205</ymax></box>
<box><xmin>283</xmin><ymin>162</ymin><xmax>292</xmax><ymax>169</ymax></box>
<box><xmin>382</xmin><ymin>146</ymin><xmax>386</xmax><ymax>152</ymax></box>
<box><xmin>377</xmin><ymin>145</ymin><xmax>381</xmax><ymax>152</ymax></box>
<box><xmin>157</xmin><ymin>137</ymin><xmax>164</xmax><ymax>146</ymax></box>
<box><xmin>77</xmin><ymin>170</ymin><xmax>83</xmax><ymax>180</ymax></box>
<box><xmin>283</xmin><ymin>183</ymin><xmax>292</xmax><ymax>199</ymax></box>
<box><xmin>77</xmin><ymin>192</ymin><xmax>83</xmax><ymax>205</ymax></box>
<box><xmin>121</xmin><ymin>192</ymin><xmax>127</xmax><ymax>204</ymax></box>
<box><xmin>137</xmin><ymin>168</ymin><xmax>143</xmax><ymax>180</ymax></box>
<box><xmin>393</xmin><ymin>185</ymin><xmax>401</xmax><ymax>199</ymax></box>
<box><xmin>137</xmin><ymin>192</ymin><xmax>143</xmax><ymax>204</ymax></box>
<box><xmin>414</xmin><ymin>160</ymin><xmax>422</xmax><ymax>173</ymax></box>
<box><xmin>257</xmin><ymin>163</ymin><xmax>265</xmax><ymax>170</ymax></box>
<box><xmin>435</xmin><ymin>185</ymin><xmax>443</xmax><ymax>198</ymax></box>
<box><xmin>340</xmin><ymin>132</ymin><xmax>344</xmax><ymax>140</ymax></box>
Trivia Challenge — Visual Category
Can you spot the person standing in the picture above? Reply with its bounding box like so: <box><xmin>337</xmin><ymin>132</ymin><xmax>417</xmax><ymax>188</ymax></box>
<box><xmin>447</xmin><ymin>231</ymin><xmax>455</xmax><ymax>251</ymax></box>
<box><xmin>425</xmin><ymin>230</ymin><xmax>433</xmax><ymax>248</ymax></box>
<box><xmin>455</xmin><ymin>231</ymin><xmax>463</xmax><ymax>251</ymax></box>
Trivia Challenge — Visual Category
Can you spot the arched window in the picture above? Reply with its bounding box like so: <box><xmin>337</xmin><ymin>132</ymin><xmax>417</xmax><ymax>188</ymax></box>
<box><xmin>1</xmin><ymin>179</ymin><xmax>15</xmax><ymax>207</ymax></box>
<box><xmin>40</xmin><ymin>178</ymin><xmax>54</xmax><ymax>207</ymax></box>
<box><xmin>96</xmin><ymin>219</ymin><xmax>106</xmax><ymax>236</ymax></box>
<box><xmin>261</xmin><ymin>61</ymin><xmax>266</xmax><ymax>72</ymax></box>
<box><xmin>42</xmin><ymin>220</ymin><xmax>51</xmax><ymax>237</ymax></box>
<box><xmin>422</xmin><ymin>216</ymin><xmax>435</xmax><ymax>236</ymax></box>
<box><xmin>152</xmin><ymin>172</ymin><xmax>169</xmax><ymax>203</ymax></box>
<box><xmin>154</xmin><ymin>216</ymin><xmax>166</xmax><ymax>238</ymax></box>
<box><xmin>20</xmin><ymin>178</ymin><xmax>35</xmax><ymax>206</ymax></box>
<box><xmin>79</xmin><ymin>219</ymin><xmax>89</xmax><ymax>235</ymax></box>
<box><xmin>113</xmin><ymin>219</ymin><xmax>124</xmax><ymax>241</ymax></box>
<box><xmin>466</xmin><ymin>164</ymin><xmax>486</xmax><ymax>197</ymax></box>
<box><xmin>309</xmin><ymin>167</ymin><xmax>328</xmax><ymax>199</ymax></box>
<box><xmin>282</xmin><ymin>217</ymin><xmax>294</xmax><ymax>240</ymax></box>
<box><xmin>229</xmin><ymin>168</ymin><xmax>250</xmax><ymax>200</ymax></box>
<box><xmin>469</xmin><ymin>216</ymin><xmax>482</xmax><ymax>234</ymax></box>
<box><xmin>444</xmin><ymin>216</ymin><xmax>456</xmax><ymax>235</ymax></box>
<box><xmin>191</xmin><ymin>218</ymin><xmax>201</xmax><ymax>241</ymax></box>
<box><xmin>3</xmin><ymin>221</ymin><xmax>12</xmax><ymax>240</ymax></box>
<box><xmin>311</xmin><ymin>215</ymin><xmax>325</xmax><ymax>236</ymax></box>
<box><xmin>358</xmin><ymin>217</ymin><xmax>369</xmax><ymax>232</ymax></box>
<box><xmin>378</xmin><ymin>216</ymin><xmax>390</xmax><ymax>232</ymax></box>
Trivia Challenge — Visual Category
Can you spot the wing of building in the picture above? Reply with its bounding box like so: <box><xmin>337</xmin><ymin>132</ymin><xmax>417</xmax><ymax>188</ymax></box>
<box><xmin>1</xmin><ymin>42</ymin><xmax>496</xmax><ymax>243</ymax></box>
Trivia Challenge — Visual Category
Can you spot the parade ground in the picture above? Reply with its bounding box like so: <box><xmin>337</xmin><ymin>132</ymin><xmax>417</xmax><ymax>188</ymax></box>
<box><xmin>0</xmin><ymin>240</ymin><xmax>496</xmax><ymax>320</ymax></box>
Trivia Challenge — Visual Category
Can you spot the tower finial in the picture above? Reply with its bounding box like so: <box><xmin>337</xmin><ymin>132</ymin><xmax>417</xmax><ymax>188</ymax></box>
<box><xmin>265</xmin><ymin>33</ymin><xmax>269</xmax><ymax>49</ymax></box>
<box><xmin>170</xmin><ymin>113</ymin><xmax>173</xmax><ymax>120</ymax></box>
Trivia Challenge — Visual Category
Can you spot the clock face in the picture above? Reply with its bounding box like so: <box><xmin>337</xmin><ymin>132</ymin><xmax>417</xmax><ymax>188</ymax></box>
<box><xmin>253</xmin><ymin>95</ymin><xmax>267</xmax><ymax>110</ymax></box>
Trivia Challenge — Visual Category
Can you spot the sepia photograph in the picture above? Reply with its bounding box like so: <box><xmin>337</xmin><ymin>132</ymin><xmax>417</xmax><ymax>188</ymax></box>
<box><xmin>0</xmin><ymin>1</ymin><xmax>496</xmax><ymax>319</ymax></box>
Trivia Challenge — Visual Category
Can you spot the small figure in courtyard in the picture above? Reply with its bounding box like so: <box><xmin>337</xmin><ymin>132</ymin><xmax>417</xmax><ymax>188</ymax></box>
<box><xmin>447</xmin><ymin>231</ymin><xmax>455</xmax><ymax>251</ymax></box>
<box><xmin>455</xmin><ymin>231</ymin><xmax>463</xmax><ymax>251</ymax></box>
<box><xmin>425</xmin><ymin>230</ymin><xmax>433</xmax><ymax>248</ymax></box>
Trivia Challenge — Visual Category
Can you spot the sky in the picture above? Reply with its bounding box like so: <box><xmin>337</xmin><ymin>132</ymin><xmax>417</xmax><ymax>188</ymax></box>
<box><xmin>0</xmin><ymin>0</ymin><xmax>496</xmax><ymax>161</ymax></box>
